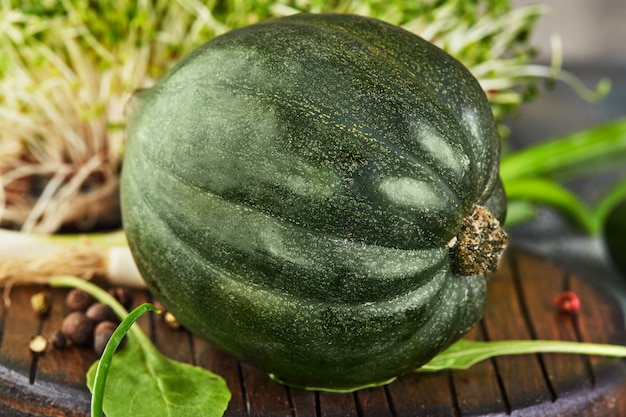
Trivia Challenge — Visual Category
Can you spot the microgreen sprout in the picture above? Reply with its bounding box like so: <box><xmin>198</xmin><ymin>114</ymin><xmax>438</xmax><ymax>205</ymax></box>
<box><xmin>0</xmin><ymin>0</ymin><xmax>602</xmax><ymax>233</ymax></box>
<box><xmin>0</xmin><ymin>0</ymin><xmax>227</xmax><ymax>233</ymax></box>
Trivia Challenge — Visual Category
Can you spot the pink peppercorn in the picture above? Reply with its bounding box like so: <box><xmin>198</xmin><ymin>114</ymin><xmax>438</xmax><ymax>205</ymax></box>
<box><xmin>554</xmin><ymin>291</ymin><xmax>581</xmax><ymax>314</ymax></box>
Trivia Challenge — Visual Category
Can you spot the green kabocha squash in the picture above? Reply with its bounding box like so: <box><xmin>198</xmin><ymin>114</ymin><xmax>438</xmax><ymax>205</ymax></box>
<box><xmin>121</xmin><ymin>13</ymin><xmax>508</xmax><ymax>391</ymax></box>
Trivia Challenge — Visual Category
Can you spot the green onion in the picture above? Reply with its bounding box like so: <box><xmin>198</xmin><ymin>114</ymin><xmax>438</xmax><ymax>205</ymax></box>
<box><xmin>0</xmin><ymin>229</ymin><xmax>143</xmax><ymax>301</ymax></box>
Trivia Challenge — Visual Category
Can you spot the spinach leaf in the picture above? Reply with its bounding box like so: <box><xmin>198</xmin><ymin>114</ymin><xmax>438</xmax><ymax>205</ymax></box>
<box><xmin>418</xmin><ymin>339</ymin><xmax>626</xmax><ymax>372</ymax></box>
<box><xmin>86</xmin><ymin>323</ymin><xmax>231</xmax><ymax>417</ymax></box>
<box><xmin>49</xmin><ymin>276</ymin><xmax>231</xmax><ymax>417</ymax></box>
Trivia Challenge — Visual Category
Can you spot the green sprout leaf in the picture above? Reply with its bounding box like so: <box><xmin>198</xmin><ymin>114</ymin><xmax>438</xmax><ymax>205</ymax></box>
<box><xmin>603</xmin><ymin>186</ymin><xmax>626</xmax><ymax>275</ymax></box>
<box><xmin>504</xmin><ymin>177</ymin><xmax>596</xmax><ymax>234</ymax></box>
<box><xmin>500</xmin><ymin>118</ymin><xmax>626</xmax><ymax>184</ymax></box>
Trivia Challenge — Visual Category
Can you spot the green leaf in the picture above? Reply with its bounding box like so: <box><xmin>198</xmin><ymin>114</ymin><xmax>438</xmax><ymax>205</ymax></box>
<box><xmin>49</xmin><ymin>277</ymin><xmax>231</xmax><ymax>417</ymax></box>
<box><xmin>601</xmin><ymin>179</ymin><xmax>626</xmax><ymax>275</ymax></box>
<box><xmin>86</xmin><ymin>337</ymin><xmax>231</xmax><ymax>417</ymax></box>
<box><xmin>593</xmin><ymin>176</ymin><xmax>626</xmax><ymax>232</ymax></box>
<box><xmin>503</xmin><ymin>200</ymin><xmax>537</xmax><ymax>227</ymax></box>
<box><xmin>504</xmin><ymin>177</ymin><xmax>596</xmax><ymax>234</ymax></box>
<box><xmin>418</xmin><ymin>339</ymin><xmax>626</xmax><ymax>372</ymax></box>
<box><xmin>499</xmin><ymin>118</ymin><xmax>626</xmax><ymax>234</ymax></box>
<box><xmin>88</xmin><ymin>303</ymin><xmax>160</xmax><ymax>416</ymax></box>
<box><xmin>500</xmin><ymin>118</ymin><xmax>626</xmax><ymax>183</ymax></box>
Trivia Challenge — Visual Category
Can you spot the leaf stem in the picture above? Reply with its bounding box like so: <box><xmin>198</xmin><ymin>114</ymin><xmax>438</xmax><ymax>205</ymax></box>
<box><xmin>499</xmin><ymin>118</ymin><xmax>626</xmax><ymax>233</ymax></box>
<box><xmin>48</xmin><ymin>276</ymin><xmax>151</xmax><ymax>344</ymax></box>
<box><xmin>48</xmin><ymin>276</ymin><xmax>165</xmax><ymax>416</ymax></box>
<box><xmin>503</xmin><ymin>200</ymin><xmax>537</xmax><ymax>228</ymax></box>
<box><xmin>591</xmin><ymin>176</ymin><xmax>626</xmax><ymax>234</ymax></box>
<box><xmin>419</xmin><ymin>339</ymin><xmax>626</xmax><ymax>372</ymax></box>
<box><xmin>89</xmin><ymin>303</ymin><xmax>159</xmax><ymax>417</ymax></box>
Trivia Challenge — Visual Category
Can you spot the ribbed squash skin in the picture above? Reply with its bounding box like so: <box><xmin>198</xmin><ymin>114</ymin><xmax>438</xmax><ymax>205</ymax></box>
<box><xmin>121</xmin><ymin>13</ymin><xmax>506</xmax><ymax>391</ymax></box>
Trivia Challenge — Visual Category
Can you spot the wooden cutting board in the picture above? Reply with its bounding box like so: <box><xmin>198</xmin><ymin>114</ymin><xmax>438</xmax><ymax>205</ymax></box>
<box><xmin>1</xmin><ymin>249</ymin><xmax>626</xmax><ymax>416</ymax></box>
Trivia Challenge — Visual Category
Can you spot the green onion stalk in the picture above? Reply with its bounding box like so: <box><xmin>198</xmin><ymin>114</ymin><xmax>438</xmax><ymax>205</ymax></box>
<box><xmin>0</xmin><ymin>0</ymin><xmax>619</xmax><ymax>291</ymax></box>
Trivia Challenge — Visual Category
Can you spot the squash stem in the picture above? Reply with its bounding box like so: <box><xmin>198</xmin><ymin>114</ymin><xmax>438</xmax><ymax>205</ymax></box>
<box><xmin>449</xmin><ymin>205</ymin><xmax>508</xmax><ymax>276</ymax></box>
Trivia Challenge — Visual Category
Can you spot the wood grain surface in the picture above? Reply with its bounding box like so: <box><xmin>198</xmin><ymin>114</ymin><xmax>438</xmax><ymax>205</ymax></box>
<box><xmin>1</xmin><ymin>249</ymin><xmax>625</xmax><ymax>416</ymax></box>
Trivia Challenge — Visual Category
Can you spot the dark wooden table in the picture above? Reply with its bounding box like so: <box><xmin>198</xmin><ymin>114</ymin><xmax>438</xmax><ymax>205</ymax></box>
<box><xmin>1</xmin><ymin>249</ymin><xmax>626</xmax><ymax>416</ymax></box>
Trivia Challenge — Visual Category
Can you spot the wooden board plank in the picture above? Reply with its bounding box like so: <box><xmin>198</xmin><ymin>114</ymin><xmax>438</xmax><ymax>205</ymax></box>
<box><xmin>0</xmin><ymin>286</ymin><xmax>43</xmax><ymax>378</ymax></box>
<box><xmin>452</xmin><ymin>325</ymin><xmax>508</xmax><ymax>416</ymax></box>
<box><xmin>481</xmin><ymin>253</ymin><xmax>554</xmax><ymax>411</ymax></box>
<box><xmin>0</xmin><ymin>286</ymin><xmax>92</xmax><ymax>416</ymax></box>
<box><xmin>197</xmin><ymin>342</ymin><xmax>250</xmax><ymax>417</ymax></box>
<box><xmin>318</xmin><ymin>391</ymin><xmax>358</xmax><ymax>417</ymax></box>
<box><xmin>37</xmin><ymin>287</ymin><xmax>97</xmax><ymax>387</ymax></box>
<box><xmin>570</xmin><ymin>270</ymin><xmax>626</xmax><ymax>417</ymax></box>
<box><xmin>355</xmin><ymin>386</ymin><xmax>393</xmax><ymax>417</ymax></box>
<box><xmin>285</xmin><ymin>386</ymin><xmax>317</xmax><ymax>417</ymax></box>
<box><xmin>386</xmin><ymin>371</ymin><xmax>456</xmax><ymax>417</ymax></box>
<box><xmin>241</xmin><ymin>363</ymin><xmax>293</xmax><ymax>417</ymax></box>
<box><xmin>1</xmin><ymin>249</ymin><xmax>626</xmax><ymax>416</ymax></box>
<box><xmin>513</xmin><ymin>252</ymin><xmax>593</xmax><ymax>396</ymax></box>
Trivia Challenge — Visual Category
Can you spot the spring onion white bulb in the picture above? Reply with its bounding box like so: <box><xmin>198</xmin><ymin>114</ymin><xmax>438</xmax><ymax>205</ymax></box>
<box><xmin>0</xmin><ymin>229</ymin><xmax>143</xmax><ymax>305</ymax></box>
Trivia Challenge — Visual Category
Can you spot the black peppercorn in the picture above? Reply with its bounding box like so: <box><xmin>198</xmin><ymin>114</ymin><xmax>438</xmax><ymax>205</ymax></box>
<box><xmin>93</xmin><ymin>321</ymin><xmax>123</xmax><ymax>356</ymax></box>
<box><xmin>86</xmin><ymin>302</ymin><xmax>118</xmax><ymax>323</ymax></box>
<box><xmin>65</xmin><ymin>289</ymin><xmax>95</xmax><ymax>312</ymax></box>
<box><xmin>108</xmin><ymin>287</ymin><xmax>134</xmax><ymax>311</ymax></box>
<box><xmin>61</xmin><ymin>311</ymin><xmax>95</xmax><ymax>346</ymax></box>
<box><xmin>50</xmin><ymin>330</ymin><xmax>68</xmax><ymax>349</ymax></box>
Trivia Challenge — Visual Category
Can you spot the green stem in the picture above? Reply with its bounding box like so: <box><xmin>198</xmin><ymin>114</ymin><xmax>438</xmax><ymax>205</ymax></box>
<box><xmin>89</xmin><ymin>303</ymin><xmax>159</xmax><ymax>417</ymax></box>
<box><xmin>48</xmin><ymin>276</ymin><xmax>162</xmax><ymax>417</ymax></box>
<box><xmin>504</xmin><ymin>178</ymin><xmax>596</xmax><ymax>234</ymax></box>
<box><xmin>503</xmin><ymin>200</ymin><xmax>537</xmax><ymax>228</ymax></box>
<box><xmin>500</xmin><ymin>118</ymin><xmax>626</xmax><ymax>183</ymax></box>
<box><xmin>418</xmin><ymin>339</ymin><xmax>626</xmax><ymax>372</ymax></box>
<box><xmin>48</xmin><ymin>276</ymin><xmax>152</xmax><ymax>346</ymax></box>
